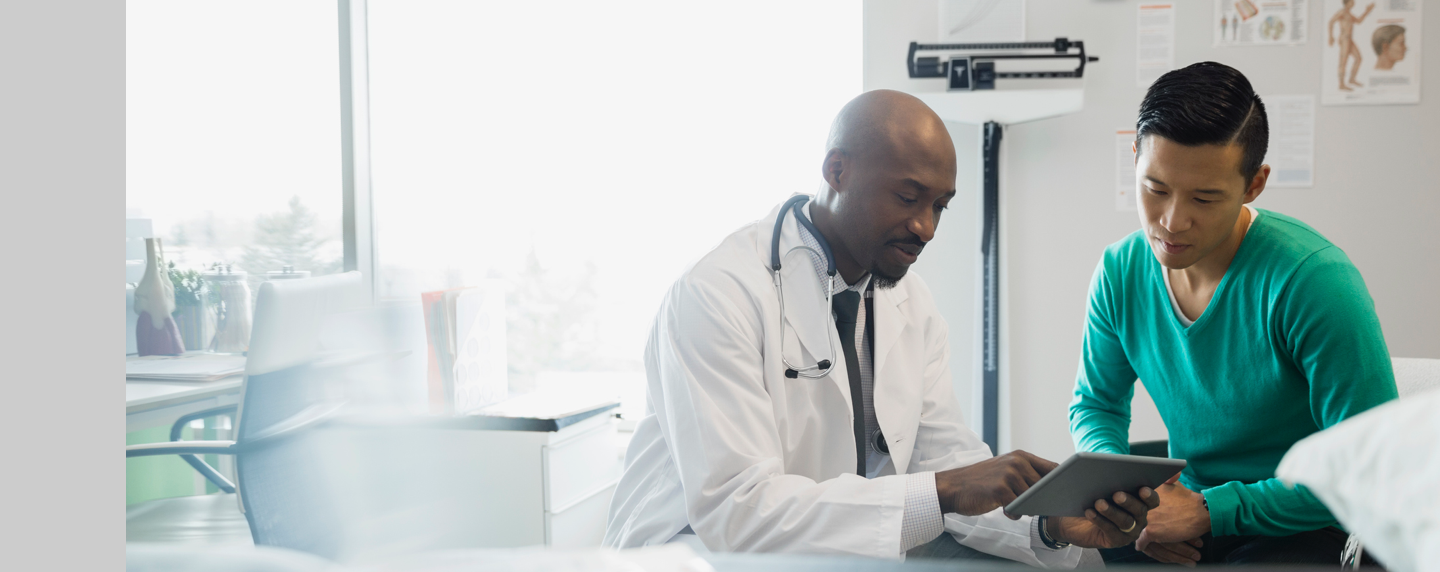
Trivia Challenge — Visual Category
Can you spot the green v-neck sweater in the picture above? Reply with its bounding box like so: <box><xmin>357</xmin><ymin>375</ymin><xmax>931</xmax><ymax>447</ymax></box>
<box><xmin>1068</xmin><ymin>209</ymin><xmax>1397</xmax><ymax>537</ymax></box>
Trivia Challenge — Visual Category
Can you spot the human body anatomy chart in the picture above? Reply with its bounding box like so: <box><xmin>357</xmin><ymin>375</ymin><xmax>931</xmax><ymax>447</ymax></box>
<box><xmin>1322</xmin><ymin>0</ymin><xmax>1422</xmax><ymax>105</ymax></box>
<box><xmin>1215</xmin><ymin>0</ymin><xmax>1309</xmax><ymax>46</ymax></box>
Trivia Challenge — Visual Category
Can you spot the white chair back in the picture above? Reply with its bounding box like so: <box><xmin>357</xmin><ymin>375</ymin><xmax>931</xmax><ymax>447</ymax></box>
<box><xmin>1392</xmin><ymin>357</ymin><xmax>1440</xmax><ymax>398</ymax></box>
<box><xmin>246</xmin><ymin>271</ymin><xmax>365</xmax><ymax>376</ymax></box>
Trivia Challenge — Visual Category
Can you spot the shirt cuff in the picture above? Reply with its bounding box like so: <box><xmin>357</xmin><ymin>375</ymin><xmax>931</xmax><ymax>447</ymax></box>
<box><xmin>1031</xmin><ymin>516</ymin><xmax>1064</xmax><ymax>551</ymax></box>
<box><xmin>1202</xmin><ymin>484</ymin><xmax>1240</xmax><ymax>537</ymax></box>
<box><xmin>900</xmin><ymin>471</ymin><xmax>945</xmax><ymax>553</ymax></box>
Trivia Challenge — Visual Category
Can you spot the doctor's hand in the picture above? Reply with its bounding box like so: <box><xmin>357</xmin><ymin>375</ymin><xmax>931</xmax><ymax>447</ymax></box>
<box><xmin>1048</xmin><ymin>487</ymin><xmax>1161</xmax><ymax>549</ymax></box>
<box><xmin>934</xmin><ymin>450</ymin><xmax>1058</xmax><ymax>517</ymax></box>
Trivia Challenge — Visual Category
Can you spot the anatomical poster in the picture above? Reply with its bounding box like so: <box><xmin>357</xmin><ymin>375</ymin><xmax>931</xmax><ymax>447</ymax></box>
<box><xmin>1262</xmin><ymin>95</ymin><xmax>1316</xmax><ymax>188</ymax></box>
<box><xmin>1322</xmin><ymin>0</ymin><xmax>1422</xmax><ymax>105</ymax></box>
<box><xmin>1137</xmin><ymin>4</ymin><xmax>1176</xmax><ymax>88</ymax></box>
<box><xmin>1215</xmin><ymin>0</ymin><xmax>1309</xmax><ymax>46</ymax></box>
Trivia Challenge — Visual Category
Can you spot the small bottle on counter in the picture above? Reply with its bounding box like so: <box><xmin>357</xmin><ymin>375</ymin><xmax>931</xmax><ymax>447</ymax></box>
<box><xmin>203</xmin><ymin>265</ymin><xmax>252</xmax><ymax>354</ymax></box>
<box><xmin>265</xmin><ymin>265</ymin><xmax>311</xmax><ymax>281</ymax></box>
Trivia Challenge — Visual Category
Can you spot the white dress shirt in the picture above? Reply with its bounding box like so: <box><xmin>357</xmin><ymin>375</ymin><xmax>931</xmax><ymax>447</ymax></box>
<box><xmin>798</xmin><ymin>203</ymin><xmax>1077</xmax><ymax>562</ymax></box>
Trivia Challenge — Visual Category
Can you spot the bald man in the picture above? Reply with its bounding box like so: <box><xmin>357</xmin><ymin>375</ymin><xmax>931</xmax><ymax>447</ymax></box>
<box><xmin>603</xmin><ymin>90</ymin><xmax>1155</xmax><ymax>564</ymax></box>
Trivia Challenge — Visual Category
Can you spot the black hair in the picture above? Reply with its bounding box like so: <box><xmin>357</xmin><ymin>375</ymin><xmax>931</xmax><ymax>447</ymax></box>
<box><xmin>1135</xmin><ymin>61</ymin><xmax>1268</xmax><ymax>182</ymax></box>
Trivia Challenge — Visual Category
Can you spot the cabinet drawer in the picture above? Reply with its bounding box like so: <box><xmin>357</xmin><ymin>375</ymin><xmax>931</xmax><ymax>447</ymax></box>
<box><xmin>544</xmin><ymin>421</ymin><xmax>621</xmax><ymax>511</ymax></box>
<box><xmin>546</xmin><ymin>482</ymin><xmax>616</xmax><ymax>548</ymax></box>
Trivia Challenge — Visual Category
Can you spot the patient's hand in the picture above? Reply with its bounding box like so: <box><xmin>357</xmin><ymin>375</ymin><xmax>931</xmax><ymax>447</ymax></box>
<box><xmin>1134</xmin><ymin>480</ymin><xmax>1211</xmax><ymax>565</ymax></box>
<box><xmin>1138</xmin><ymin>536</ymin><xmax>1204</xmax><ymax>567</ymax></box>
<box><xmin>1140</xmin><ymin>480</ymin><xmax>1210</xmax><ymax>541</ymax></box>
<box><xmin>1048</xmin><ymin>488</ymin><xmax>1160</xmax><ymax>549</ymax></box>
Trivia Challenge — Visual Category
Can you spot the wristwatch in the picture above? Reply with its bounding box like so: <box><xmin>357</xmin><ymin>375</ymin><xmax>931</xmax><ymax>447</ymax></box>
<box><xmin>1038</xmin><ymin>516</ymin><xmax>1071</xmax><ymax>549</ymax></box>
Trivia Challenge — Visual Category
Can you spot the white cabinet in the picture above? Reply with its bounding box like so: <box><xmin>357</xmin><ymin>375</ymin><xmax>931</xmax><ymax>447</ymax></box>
<box><xmin>543</xmin><ymin>416</ymin><xmax>623</xmax><ymax>546</ymax></box>
<box><xmin>313</xmin><ymin>412</ymin><xmax>623</xmax><ymax>561</ymax></box>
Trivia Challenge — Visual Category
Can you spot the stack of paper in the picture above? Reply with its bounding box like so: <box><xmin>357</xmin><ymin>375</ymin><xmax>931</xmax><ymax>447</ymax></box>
<box><xmin>126</xmin><ymin>353</ymin><xmax>246</xmax><ymax>382</ymax></box>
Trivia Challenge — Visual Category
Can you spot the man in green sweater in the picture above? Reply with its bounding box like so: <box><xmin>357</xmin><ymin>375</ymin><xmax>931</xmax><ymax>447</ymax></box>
<box><xmin>1069</xmin><ymin>62</ymin><xmax>1397</xmax><ymax>565</ymax></box>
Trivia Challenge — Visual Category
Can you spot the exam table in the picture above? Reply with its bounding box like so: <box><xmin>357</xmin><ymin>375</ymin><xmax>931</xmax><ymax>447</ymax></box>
<box><xmin>126</xmin><ymin>543</ymin><xmax>1358</xmax><ymax>572</ymax></box>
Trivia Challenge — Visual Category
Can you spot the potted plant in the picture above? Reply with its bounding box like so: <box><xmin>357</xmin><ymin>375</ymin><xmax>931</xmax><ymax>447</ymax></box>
<box><xmin>169</xmin><ymin>261</ymin><xmax>214</xmax><ymax>352</ymax></box>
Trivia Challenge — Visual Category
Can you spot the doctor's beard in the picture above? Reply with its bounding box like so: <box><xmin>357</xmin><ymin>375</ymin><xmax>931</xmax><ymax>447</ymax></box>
<box><xmin>869</xmin><ymin>238</ymin><xmax>923</xmax><ymax>289</ymax></box>
<box><xmin>871</xmin><ymin>271</ymin><xmax>901</xmax><ymax>290</ymax></box>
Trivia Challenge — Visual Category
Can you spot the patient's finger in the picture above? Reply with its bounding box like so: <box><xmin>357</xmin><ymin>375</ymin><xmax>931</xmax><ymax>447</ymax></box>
<box><xmin>1161</xmin><ymin>540</ymin><xmax>1201</xmax><ymax>562</ymax></box>
<box><xmin>1143</xmin><ymin>542</ymin><xmax>1198</xmax><ymax>567</ymax></box>
<box><xmin>1185</xmin><ymin>537</ymin><xmax>1203</xmax><ymax>548</ymax></box>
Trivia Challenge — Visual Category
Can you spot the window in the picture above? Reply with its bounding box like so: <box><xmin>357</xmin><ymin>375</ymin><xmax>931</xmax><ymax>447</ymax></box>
<box><xmin>367</xmin><ymin>1</ymin><xmax>862</xmax><ymax>413</ymax></box>
<box><xmin>126</xmin><ymin>1</ymin><xmax>343</xmax><ymax>297</ymax></box>
<box><xmin>126</xmin><ymin>0</ymin><xmax>861</xmax><ymax>420</ymax></box>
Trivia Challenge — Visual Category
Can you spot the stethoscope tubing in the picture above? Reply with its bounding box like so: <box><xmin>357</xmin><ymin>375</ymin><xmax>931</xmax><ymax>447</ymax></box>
<box><xmin>770</xmin><ymin>195</ymin><xmax>838</xmax><ymax>379</ymax></box>
<box><xmin>769</xmin><ymin>196</ymin><xmax>892</xmax><ymax>457</ymax></box>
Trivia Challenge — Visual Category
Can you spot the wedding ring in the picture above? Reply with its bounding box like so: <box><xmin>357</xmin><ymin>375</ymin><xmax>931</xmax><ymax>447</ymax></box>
<box><xmin>1120</xmin><ymin>521</ymin><xmax>1137</xmax><ymax>533</ymax></box>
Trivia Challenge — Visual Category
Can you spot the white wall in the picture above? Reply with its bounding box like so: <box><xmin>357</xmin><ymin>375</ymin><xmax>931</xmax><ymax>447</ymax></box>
<box><xmin>865</xmin><ymin>0</ymin><xmax>1440</xmax><ymax>462</ymax></box>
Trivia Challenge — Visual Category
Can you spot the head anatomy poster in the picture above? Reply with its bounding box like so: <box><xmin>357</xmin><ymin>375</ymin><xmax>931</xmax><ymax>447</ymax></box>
<box><xmin>1322</xmin><ymin>0</ymin><xmax>1422</xmax><ymax>105</ymax></box>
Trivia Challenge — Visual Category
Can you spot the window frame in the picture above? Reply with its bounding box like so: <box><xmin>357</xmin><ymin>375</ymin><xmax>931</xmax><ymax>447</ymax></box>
<box><xmin>339</xmin><ymin>0</ymin><xmax>377</xmax><ymax>303</ymax></box>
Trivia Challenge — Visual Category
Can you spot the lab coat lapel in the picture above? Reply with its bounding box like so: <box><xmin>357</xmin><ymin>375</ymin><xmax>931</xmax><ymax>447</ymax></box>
<box><xmin>872</xmin><ymin>283</ymin><xmax>917</xmax><ymax>473</ymax></box>
<box><xmin>778</xmin><ymin>257</ymin><xmax>839</xmax><ymax>393</ymax></box>
<box><xmin>755</xmin><ymin>196</ymin><xmax>854</xmax><ymax>417</ymax></box>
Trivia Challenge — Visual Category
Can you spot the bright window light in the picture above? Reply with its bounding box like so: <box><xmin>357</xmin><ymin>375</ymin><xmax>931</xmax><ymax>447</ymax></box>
<box><xmin>368</xmin><ymin>1</ymin><xmax>863</xmax><ymax>404</ymax></box>
<box><xmin>126</xmin><ymin>1</ymin><xmax>343</xmax><ymax>281</ymax></box>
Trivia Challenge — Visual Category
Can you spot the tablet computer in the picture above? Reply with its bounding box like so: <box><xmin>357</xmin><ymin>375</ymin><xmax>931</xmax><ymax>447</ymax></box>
<box><xmin>1004</xmin><ymin>452</ymin><xmax>1186</xmax><ymax>517</ymax></box>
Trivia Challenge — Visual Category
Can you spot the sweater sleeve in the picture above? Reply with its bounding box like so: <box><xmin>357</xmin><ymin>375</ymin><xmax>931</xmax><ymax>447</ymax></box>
<box><xmin>1203</xmin><ymin>246</ymin><xmax>1399</xmax><ymax>537</ymax></box>
<box><xmin>1069</xmin><ymin>256</ymin><xmax>1140</xmax><ymax>456</ymax></box>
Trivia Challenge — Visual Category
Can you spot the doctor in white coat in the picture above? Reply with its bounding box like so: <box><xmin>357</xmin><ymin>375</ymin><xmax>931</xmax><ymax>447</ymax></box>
<box><xmin>604</xmin><ymin>90</ymin><xmax>1158</xmax><ymax>564</ymax></box>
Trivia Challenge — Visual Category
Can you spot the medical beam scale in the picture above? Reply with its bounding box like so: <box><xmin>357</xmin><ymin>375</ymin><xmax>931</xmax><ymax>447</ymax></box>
<box><xmin>908</xmin><ymin>37</ymin><xmax>1097</xmax><ymax>91</ymax></box>
<box><xmin>904</xmin><ymin>37</ymin><xmax>1098</xmax><ymax>454</ymax></box>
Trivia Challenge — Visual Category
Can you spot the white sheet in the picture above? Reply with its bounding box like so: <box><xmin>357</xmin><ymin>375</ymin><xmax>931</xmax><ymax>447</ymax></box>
<box><xmin>1275</xmin><ymin>386</ymin><xmax>1440</xmax><ymax>572</ymax></box>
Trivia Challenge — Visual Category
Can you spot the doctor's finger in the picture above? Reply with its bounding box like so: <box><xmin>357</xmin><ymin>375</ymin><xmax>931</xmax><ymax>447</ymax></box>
<box><xmin>1013</xmin><ymin>459</ymin><xmax>1045</xmax><ymax>487</ymax></box>
<box><xmin>1138</xmin><ymin>487</ymin><xmax>1160</xmax><ymax>509</ymax></box>
<box><xmin>1014</xmin><ymin>450</ymin><xmax>1059</xmax><ymax>475</ymax></box>
<box><xmin>1112</xmin><ymin>491</ymin><xmax>1152</xmax><ymax>526</ymax></box>
<box><xmin>993</xmin><ymin>487</ymin><xmax>1021</xmax><ymax>519</ymax></box>
<box><xmin>1082</xmin><ymin>507</ymin><xmax>1125</xmax><ymax>540</ymax></box>
<box><xmin>1092</xmin><ymin>499</ymin><xmax>1138</xmax><ymax>537</ymax></box>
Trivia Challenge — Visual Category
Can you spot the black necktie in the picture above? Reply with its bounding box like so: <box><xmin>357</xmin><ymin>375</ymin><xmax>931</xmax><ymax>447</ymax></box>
<box><xmin>832</xmin><ymin>289</ymin><xmax>866</xmax><ymax>475</ymax></box>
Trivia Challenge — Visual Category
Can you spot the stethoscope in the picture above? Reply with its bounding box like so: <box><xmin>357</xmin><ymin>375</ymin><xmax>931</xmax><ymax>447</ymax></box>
<box><xmin>770</xmin><ymin>195</ymin><xmax>838</xmax><ymax>380</ymax></box>
<box><xmin>769</xmin><ymin>194</ymin><xmax>890</xmax><ymax>456</ymax></box>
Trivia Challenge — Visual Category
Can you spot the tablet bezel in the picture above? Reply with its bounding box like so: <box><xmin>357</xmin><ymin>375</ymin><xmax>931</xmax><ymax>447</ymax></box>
<box><xmin>1003</xmin><ymin>452</ymin><xmax>1187</xmax><ymax>517</ymax></box>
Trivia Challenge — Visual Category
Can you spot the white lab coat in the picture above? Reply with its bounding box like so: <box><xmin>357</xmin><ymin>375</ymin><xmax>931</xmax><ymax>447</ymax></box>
<box><xmin>604</xmin><ymin>198</ymin><xmax>1081</xmax><ymax>566</ymax></box>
